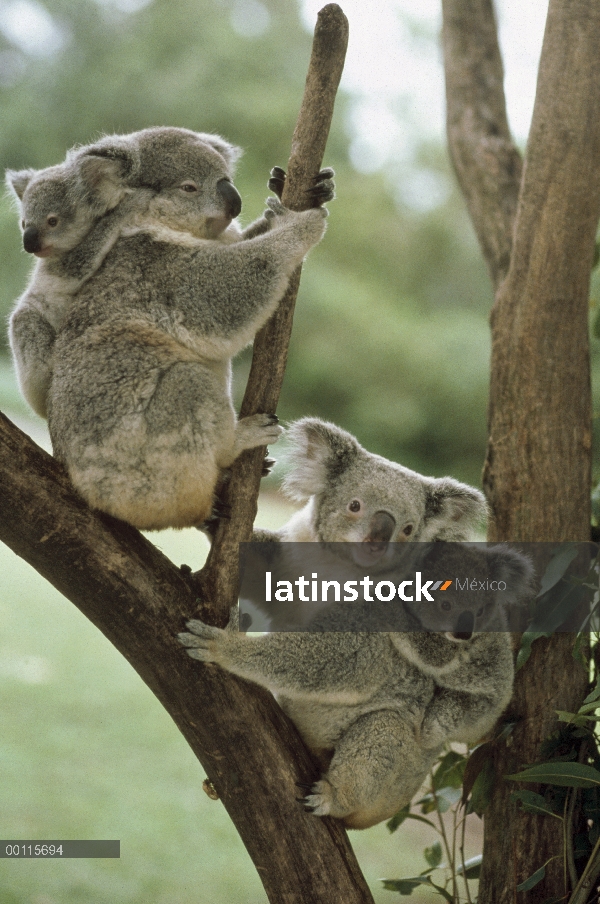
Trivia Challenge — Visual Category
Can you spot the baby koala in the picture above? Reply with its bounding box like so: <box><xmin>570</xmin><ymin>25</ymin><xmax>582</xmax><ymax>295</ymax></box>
<box><xmin>47</xmin><ymin>127</ymin><xmax>333</xmax><ymax>530</ymax></box>
<box><xmin>244</xmin><ymin>418</ymin><xmax>488</xmax><ymax>629</ymax></box>
<box><xmin>6</xmin><ymin>151</ymin><xmax>152</xmax><ymax>417</ymax></box>
<box><xmin>179</xmin><ymin>542</ymin><xmax>532</xmax><ymax>829</ymax></box>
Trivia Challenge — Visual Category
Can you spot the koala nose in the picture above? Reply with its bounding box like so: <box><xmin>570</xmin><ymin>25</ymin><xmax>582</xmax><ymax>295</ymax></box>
<box><xmin>365</xmin><ymin>511</ymin><xmax>396</xmax><ymax>544</ymax></box>
<box><xmin>23</xmin><ymin>226</ymin><xmax>42</xmax><ymax>254</ymax></box>
<box><xmin>217</xmin><ymin>179</ymin><xmax>242</xmax><ymax>218</ymax></box>
<box><xmin>453</xmin><ymin>609</ymin><xmax>475</xmax><ymax>640</ymax></box>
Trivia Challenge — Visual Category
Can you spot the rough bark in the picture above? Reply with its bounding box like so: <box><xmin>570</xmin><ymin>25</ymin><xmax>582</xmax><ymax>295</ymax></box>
<box><xmin>0</xmin><ymin>7</ymin><xmax>375</xmax><ymax>902</ymax></box>
<box><xmin>196</xmin><ymin>3</ymin><xmax>349</xmax><ymax>625</ymax></box>
<box><xmin>443</xmin><ymin>1</ymin><xmax>600</xmax><ymax>901</ymax></box>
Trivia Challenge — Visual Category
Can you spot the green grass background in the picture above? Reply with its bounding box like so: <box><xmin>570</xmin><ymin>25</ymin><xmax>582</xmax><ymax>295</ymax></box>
<box><xmin>0</xmin><ymin>369</ymin><xmax>477</xmax><ymax>903</ymax></box>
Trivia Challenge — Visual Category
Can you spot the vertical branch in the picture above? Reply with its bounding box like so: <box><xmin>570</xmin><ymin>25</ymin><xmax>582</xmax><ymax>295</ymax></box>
<box><xmin>442</xmin><ymin>0</ymin><xmax>522</xmax><ymax>289</ymax></box>
<box><xmin>197</xmin><ymin>4</ymin><xmax>349</xmax><ymax>623</ymax></box>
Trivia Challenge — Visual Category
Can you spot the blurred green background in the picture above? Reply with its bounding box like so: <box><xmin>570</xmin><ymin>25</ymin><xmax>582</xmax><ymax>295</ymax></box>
<box><xmin>0</xmin><ymin>0</ymin><xmax>599</xmax><ymax>900</ymax></box>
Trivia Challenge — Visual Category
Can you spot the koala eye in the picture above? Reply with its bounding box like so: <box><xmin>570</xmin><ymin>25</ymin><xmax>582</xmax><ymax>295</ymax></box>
<box><xmin>348</xmin><ymin>500</ymin><xmax>361</xmax><ymax>513</ymax></box>
<box><xmin>441</xmin><ymin>600</ymin><xmax>452</xmax><ymax>612</ymax></box>
<box><xmin>181</xmin><ymin>182</ymin><xmax>198</xmax><ymax>193</ymax></box>
<box><xmin>476</xmin><ymin>606</ymin><xmax>484</xmax><ymax>617</ymax></box>
<box><xmin>46</xmin><ymin>215</ymin><xmax>59</xmax><ymax>227</ymax></box>
<box><xmin>403</xmin><ymin>524</ymin><xmax>413</xmax><ymax>536</ymax></box>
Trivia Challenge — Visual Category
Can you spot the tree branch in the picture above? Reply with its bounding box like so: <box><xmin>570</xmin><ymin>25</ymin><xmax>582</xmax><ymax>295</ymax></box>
<box><xmin>443</xmin><ymin>0</ymin><xmax>600</xmax><ymax>901</ymax></box>
<box><xmin>197</xmin><ymin>3</ymin><xmax>349</xmax><ymax>624</ymax></box>
<box><xmin>441</xmin><ymin>0</ymin><xmax>522</xmax><ymax>289</ymax></box>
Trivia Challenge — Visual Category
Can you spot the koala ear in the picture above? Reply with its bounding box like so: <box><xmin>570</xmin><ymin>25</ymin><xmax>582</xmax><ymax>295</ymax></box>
<box><xmin>282</xmin><ymin>418</ymin><xmax>361</xmax><ymax>502</ymax></box>
<box><xmin>5</xmin><ymin>168</ymin><xmax>37</xmax><ymax>202</ymax></box>
<box><xmin>76</xmin><ymin>152</ymin><xmax>134</xmax><ymax>214</ymax></box>
<box><xmin>422</xmin><ymin>477</ymin><xmax>488</xmax><ymax>541</ymax></box>
<box><xmin>485</xmin><ymin>546</ymin><xmax>535</xmax><ymax>603</ymax></box>
<box><xmin>198</xmin><ymin>133</ymin><xmax>243</xmax><ymax>171</ymax></box>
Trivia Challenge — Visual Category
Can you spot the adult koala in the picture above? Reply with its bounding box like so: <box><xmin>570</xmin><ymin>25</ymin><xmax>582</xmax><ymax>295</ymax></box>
<box><xmin>244</xmin><ymin>418</ymin><xmax>488</xmax><ymax>629</ymax></box>
<box><xmin>47</xmin><ymin>128</ymin><xmax>333</xmax><ymax>530</ymax></box>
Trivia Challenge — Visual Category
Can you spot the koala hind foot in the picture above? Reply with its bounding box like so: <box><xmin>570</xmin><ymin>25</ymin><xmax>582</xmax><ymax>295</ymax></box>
<box><xmin>297</xmin><ymin>779</ymin><xmax>336</xmax><ymax>817</ymax></box>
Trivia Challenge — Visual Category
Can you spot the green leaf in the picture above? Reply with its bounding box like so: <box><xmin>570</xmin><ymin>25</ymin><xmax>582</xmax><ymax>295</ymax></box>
<box><xmin>510</xmin><ymin>790</ymin><xmax>562</xmax><ymax>818</ymax></box>
<box><xmin>516</xmin><ymin>864</ymin><xmax>546</xmax><ymax>892</ymax></box>
<box><xmin>435</xmin><ymin>786</ymin><xmax>462</xmax><ymax>813</ymax></box>
<box><xmin>456</xmin><ymin>854</ymin><xmax>482</xmax><ymax>879</ymax></box>
<box><xmin>433</xmin><ymin>750</ymin><xmax>466</xmax><ymax>791</ymax></box>
<box><xmin>506</xmin><ymin>762</ymin><xmax>600</xmax><ymax>788</ymax></box>
<box><xmin>381</xmin><ymin>876</ymin><xmax>433</xmax><ymax>895</ymax></box>
<box><xmin>461</xmin><ymin>742</ymin><xmax>493</xmax><ymax>805</ymax></box>
<box><xmin>424</xmin><ymin>841</ymin><xmax>442</xmax><ymax>869</ymax></box>
<box><xmin>516</xmin><ymin>631</ymin><xmax>549</xmax><ymax>672</ymax></box>
<box><xmin>468</xmin><ymin>758</ymin><xmax>495</xmax><ymax>817</ymax></box>
<box><xmin>582</xmin><ymin>679</ymin><xmax>600</xmax><ymax>707</ymax></box>
<box><xmin>387</xmin><ymin>805</ymin><xmax>410</xmax><ymax>833</ymax></box>
<box><xmin>536</xmin><ymin>546</ymin><xmax>579</xmax><ymax>597</ymax></box>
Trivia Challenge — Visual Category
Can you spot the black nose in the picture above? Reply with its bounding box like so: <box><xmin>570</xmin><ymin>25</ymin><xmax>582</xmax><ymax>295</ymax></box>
<box><xmin>23</xmin><ymin>227</ymin><xmax>42</xmax><ymax>253</ymax></box>
<box><xmin>365</xmin><ymin>511</ymin><xmax>396</xmax><ymax>544</ymax></box>
<box><xmin>217</xmin><ymin>179</ymin><xmax>242</xmax><ymax>218</ymax></box>
<box><xmin>453</xmin><ymin>610</ymin><xmax>475</xmax><ymax>640</ymax></box>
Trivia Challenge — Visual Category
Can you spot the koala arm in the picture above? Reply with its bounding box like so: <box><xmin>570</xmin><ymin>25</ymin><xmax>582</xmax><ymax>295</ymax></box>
<box><xmin>9</xmin><ymin>298</ymin><xmax>57</xmax><ymax>418</ymax></box>
<box><xmin>179</xmin><ymin>613</ymin><xmax>387</xmax><ymax>702</ymax></box>
<box><xmin>419</xmin><ymin>635</ymin><xmax>514</xmax><ymax>747</ymax></box>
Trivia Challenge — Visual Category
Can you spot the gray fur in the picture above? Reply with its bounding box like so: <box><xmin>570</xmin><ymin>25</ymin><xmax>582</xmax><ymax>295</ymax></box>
<box><xmin>180</xmin><ymin>543</ymin><xmax>532</xmax><ymax>829</ymax></box>
<box><xmin>46</xmin><ymin>128</ymin><xmax>330</xmax><ymax>529</ymax></box>
<box><xmin>6</xmin><ymin>153</ymin><xmax>153</xmax><ymax>417</ymax></box>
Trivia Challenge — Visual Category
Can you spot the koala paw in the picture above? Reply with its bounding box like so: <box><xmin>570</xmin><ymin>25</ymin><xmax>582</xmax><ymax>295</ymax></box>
<box><xmin>306</xmin><ymin>167</ymin><xmax>335</xmax><ymax>206</ymax></box>
<box><xmin>234</xmin><ymin>413</ymin><xmax>283</xmax><ymax>455</ymax></box>
<box><xmin>264</xmin><ymin>197</ymin><xmax>288</xmax><ymax>221</ymax></box>
<box><xmin>262</xmin><ymin>455</ymin><xmax>276</xmax><ymax>477</ymax></box>
<box><xmin>296</xmin><ymin>779</ymin><xmax>334</xmax><ymax>817</ymax></box>
<box><xmin>419</xmin><ymin>716</ymin><xmax>447</xmax><ymax>750</ymax></box>
<box><xmin>268</xmin><ymin>166</ymin><xmax>286</xmax><ymax>199</ymax></box>
<box><xmin>178</xmin><ymin>618</ymin><xmax>224</xmax><ymax>663</ymax></box>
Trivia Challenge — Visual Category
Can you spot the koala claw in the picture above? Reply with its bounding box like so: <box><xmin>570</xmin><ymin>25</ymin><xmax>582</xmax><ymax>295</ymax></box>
<box><xmin>299</xmin><ymin>780</ymin><xmax>333</xmax><ymax>817</ymax></box>
<box><xmin>262</xmin><ymin>456</ymin><xmax>276</xmax><ymax>477</ymax></box>
<box><xmin>268</xmin><ymin>166</ymin><xmax>286</xmax><ymax>199</ymax></box>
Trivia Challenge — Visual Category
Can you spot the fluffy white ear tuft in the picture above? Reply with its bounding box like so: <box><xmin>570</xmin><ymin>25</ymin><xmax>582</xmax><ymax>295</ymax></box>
<box><xmin>76</xmin><ymin>145</ymin><xmax>138</xmax><ymax>214</ymax></box>
<box><xmin>5</xmin><ymin>168</ymin><xmax>37</xmax><ymax>203</ymax></box>
<box><xmin>198</xmin><ymin>133</ymin><xmax>243</xmax><ymax>172</ymax></box>
<box><xmin>422</xmin><ymin>477</ymin><xmax>488</xmax><ymax>541</ymax></box>
<box><xmin>282</xmin><ymin>418</ymin><xmax>360</xmax><ymax>503</ymax></box>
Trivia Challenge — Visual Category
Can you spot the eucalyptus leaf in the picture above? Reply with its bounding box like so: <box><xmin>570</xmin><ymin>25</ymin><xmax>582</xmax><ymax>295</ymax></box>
<box><xmin>424</xmin><ymin>841</ymin><xmax>442</xmax><ymax>869</ymax></box>
<box><xmin>433</xmin><ymin>750</ymin><xmax>467</xmax><ymax>791</ymax></box>
<box><xmin>468</xmin><ymin>758</ymin><xmax>495</xmax><ymax>817</ymax></box>
<box><xmin>510</xmin><ymin>790</ymin><xmax>561</xmax><ymax>818</ymax></box>
<box><xmin>506</xmin><ymin>761</ymin><xmax>600</xmax><ymax>788</ymax></box>
<box><xmin>536</xmin><ymin>546</ymin><xmax>579</xmax><ymax>597</ymax></box>
<box><xmin>387</xmin><ymin>805</ymin><xmax>410</xmax><ymax>833</ymax></box>
<box><xmin>516</xmin><ymin>864</ymin><xmax>546</xmax><ymax>892</ymax></box>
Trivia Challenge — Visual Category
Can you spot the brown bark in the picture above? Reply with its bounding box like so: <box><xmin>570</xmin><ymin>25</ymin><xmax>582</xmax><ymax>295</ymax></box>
<box><xmin>197</xmin><ymin>2</ymin><xmax>349</xmax><ymax>625</ymax></box>
<box><xmin>0</xmin><ymin>415</ymin><xmax>373</xmax><ymax>904</ymax></box>
<box><xmin>0</xmin><ymin>7</ymin><xmax>375</xmax><ymax>902</ymax></box>
<box><xmin>443</xmin><ymin>0</ymin><xmax>600</xmax><ymax>901</ymax></box>
<box><xmin>442</xmin><ymin>0</ymin><xmax>522</xmax><ymax>289</ymax></box>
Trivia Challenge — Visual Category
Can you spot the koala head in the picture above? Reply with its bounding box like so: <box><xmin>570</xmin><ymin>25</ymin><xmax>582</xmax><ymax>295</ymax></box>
<box><xmin>73</xmin><ymin>127</ymin><xmax>243</xmax><ymax>240</ymax></box>
<box><xmin>403</xmin><ymin>543</ymin><xmax>534</xmax><ymax>639</ymax></box>
<box><xmin>282</xmin><ymin>418</ymin><xmax>487</xmax><ymax>567</ymax></box>
<box><xmin>5</xmin><ymin>152</ymin><xmax>134</xmax><ymax>258</ymax></box>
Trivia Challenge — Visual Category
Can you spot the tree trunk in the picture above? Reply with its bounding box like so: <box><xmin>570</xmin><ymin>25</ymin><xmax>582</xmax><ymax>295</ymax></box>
<box><xmin>443</xmin><ymin>0</ymin><xmax>600</xmax><ymax>900</ymax></box>
<box><xmin>0</xmin><ymin>6</ymin><xmax>377</xmax><ymax>902</ymax></box>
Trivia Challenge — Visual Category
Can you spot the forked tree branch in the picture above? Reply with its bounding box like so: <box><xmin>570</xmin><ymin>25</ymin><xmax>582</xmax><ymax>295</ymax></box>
<box><xmin>197</xmin><ymin>3</ymin><xmax>349</xmax><ymax>624</ymax></box>
<box><xmin>0</xmin><ymin>7</ymin><xmax>376</xmax><ymax>902</ymax></box>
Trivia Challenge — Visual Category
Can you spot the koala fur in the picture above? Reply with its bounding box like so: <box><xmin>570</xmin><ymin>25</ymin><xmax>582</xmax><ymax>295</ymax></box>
<box><xmin>6</xmin><ymin>153</ymin><xmax>154</xmax><ymax>418</ymax></box>
<box><xmin>246</xmin><ymin>418</ymin><xmax>488</xmax><ymax>629</ymax></box>
<box><xmin>46</xmin><ymin>127</ymin><xmax>331</xmax><ymax>530</ymax></box>
<box><xmin>179</xmin><ymin>542</ymin><xmax>532</xmax><ymax>829</ymax></box>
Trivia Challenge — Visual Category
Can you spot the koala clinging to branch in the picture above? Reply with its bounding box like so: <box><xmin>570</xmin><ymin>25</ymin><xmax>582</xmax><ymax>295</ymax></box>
<box><xmin>245</xmin><ymin>418</ymin><xmax>488</xmax><ymax>629</ymax></box>
<box><xmin>180</xmin><ymin>542</ymin><xmax>532</xmax><ymax>828</ymax></box>
<box><xmin>6</xmin><ymin>152</ymin><xmax>154</xmax><ymax>418</ymax></box>
<box><xmin>47</xmin><ymin>128</ymin><xmax>333</xmax><ymax>530</ymax></box>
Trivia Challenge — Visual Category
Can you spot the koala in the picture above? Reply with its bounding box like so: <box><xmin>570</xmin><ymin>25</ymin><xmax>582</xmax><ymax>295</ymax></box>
<box><xmin>6</xmin><ymin>132</ymin><xmax>292</xmax><ymax>420</ymax></box>
<box><xmin>179</xmin><ymin>542</ymin><xmax>532</xmax><ymax>829</ymax></box>
<box><xmin>244</xmin><ymin>418</ymin><xmax>488</xmax><ymax>629</ymax></box>
<box><xmin>46</xmin><ymin>127</ymin><xmax>333</xmax><ymax>530</ymax></box>
<box><xmin>6</xmin><ymin>153</ymin><xmax>154</xmax><ymax>418</ymax></box>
